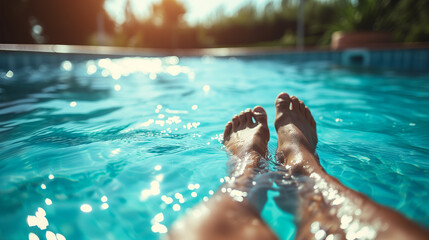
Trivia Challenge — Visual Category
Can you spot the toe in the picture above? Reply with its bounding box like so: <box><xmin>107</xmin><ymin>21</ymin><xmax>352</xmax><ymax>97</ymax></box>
<box><xmin>275</xmin><ymin>92</ymin><xmax>291</xmax><ymax>108</ymax></box>
<box><xmin>304</xmin><ymin>106</ymin><xmax>311</xmax><ymax>121</ymax></box>
<box><xmin>305</xmin><ymin>107</ymin><xmax>316</xmax><ymax>128</ymax></box>
<box><xmin>253</xmin><ymin>106</ymin><xmax>268</xmax><ymax>126</ymax></box>
<box><xmin>238</xmin><ymin>111</ymin><xmax>247</xmax><ymax>127</ymax></box>
<box><xmin>304</xmin><ymin>106</ymin><xmax>316</xmax><ymax>128</ymax></box>
<box><xmin>223</xmin><ymin>121</ymin><xmax>232</xmax><ymax>140</ymax></box>
<box><xmin>244</xmin><ymin>109</ymin><xmax>253</xmax><ymax>124</ymax></box>
<box><xmin>299</xmin><ymin>100</ymin><xmax>305</xmax><ymax>113</ymax></box>
<box><xmin>290</xmin><ymin>96</ymin><xmax>300</xmax><ymax>112</ymax></box>
<box><xmin>232</xmin><ymin>115</ymin><xmax>239</xmax><ymax>130</ymax></box>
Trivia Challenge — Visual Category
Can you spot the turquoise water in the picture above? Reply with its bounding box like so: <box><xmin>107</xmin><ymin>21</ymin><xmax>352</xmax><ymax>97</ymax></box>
<box><xmin>0</xmin><ymin>56</ymin><xmax>428</xmax><ymax>239</ymax></box>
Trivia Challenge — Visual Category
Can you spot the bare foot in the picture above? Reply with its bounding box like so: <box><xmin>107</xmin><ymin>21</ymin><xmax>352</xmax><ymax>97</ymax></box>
<box><xmin>274</xmin><ymin>92</ymin><xmax>318</xmax><ymax>173</ymax></box>
<box><xmin>222</xmin><ymin>106</ymin><xmax>271</xmax><ymax>206</ymax></box>
<box><xmin>169</xmin><ymin>107</ymin><xmax>277</xmax><ymax>240</ymax></box>
<box><xmin>274</xmin><ymin>92</ymin><xmax>429</xmax><ymax>240</ymax></box>
<box><xmin>223</xmin><ymin>106</ymin><xmax>270</xmax><ymax>160</ymax></box>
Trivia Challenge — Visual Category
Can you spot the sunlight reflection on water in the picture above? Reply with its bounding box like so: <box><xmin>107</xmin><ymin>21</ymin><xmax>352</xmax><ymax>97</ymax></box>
<box><xmin>0</xmin><ymin>55</ymin><xmax>428</xmax><ymax>239</ymax></box>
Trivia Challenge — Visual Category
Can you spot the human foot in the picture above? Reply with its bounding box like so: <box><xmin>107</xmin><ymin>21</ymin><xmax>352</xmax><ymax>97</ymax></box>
<box><xmin>274</xmin><ymin>92</ymin><xmax>318</xmax><ymax>173</ymax></box>
<box><xmin>273</xmin><ymin>93</ymin><xmax>429</xmax><ymax>240</ymax></box>
<box><xmin>223</xmin><ymin>106</ymin><xmax>270</xmax><ymax>160</ymax></box>
<box><xmin>168</xmin><ymin>107</ymin><xmax>278</xmax><ymax>240</ymax></box>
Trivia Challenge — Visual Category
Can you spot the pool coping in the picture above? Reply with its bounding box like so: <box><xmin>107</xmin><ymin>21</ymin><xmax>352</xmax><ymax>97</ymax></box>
<box><xmin>1</xmin><ymin>43</ymin><xmax>429</xmax><ymax>57</ymax></box>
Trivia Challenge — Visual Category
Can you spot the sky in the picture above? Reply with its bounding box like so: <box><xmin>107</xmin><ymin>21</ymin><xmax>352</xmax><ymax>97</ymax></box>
<box><xmin>104</xmin><ymin>0</ymin><xmax>280</xmax><ymax>25</ymax></box>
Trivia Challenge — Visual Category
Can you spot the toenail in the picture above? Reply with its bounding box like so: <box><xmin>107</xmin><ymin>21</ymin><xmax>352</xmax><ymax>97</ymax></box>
<box><xmin>253</xmin><ymin>107</ymin><xmax>265</xmax><ymax>113</ymax></box>
<box><xmin>279</xmin><ymin>92</ymin><xmax>289</xmax><ymax>98</ymax></box>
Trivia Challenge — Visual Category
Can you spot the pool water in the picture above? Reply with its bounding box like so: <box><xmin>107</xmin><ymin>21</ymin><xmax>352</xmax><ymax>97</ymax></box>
<box><xmin>0</xmin><ymin>56</ymin><xmax>428</xmax><ymax>239</ymax></box>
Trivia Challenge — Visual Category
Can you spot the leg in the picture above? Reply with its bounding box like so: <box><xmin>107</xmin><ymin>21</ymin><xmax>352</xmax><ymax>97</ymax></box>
<box><xmin>274</xmin><ymin>92</ymin><xmax>428</xmax><ymax>240</ymax></box>
<box><xmin>168</xmin><ymin>107</ymin><xmax>278</xmax><ymax>240</ymax></box>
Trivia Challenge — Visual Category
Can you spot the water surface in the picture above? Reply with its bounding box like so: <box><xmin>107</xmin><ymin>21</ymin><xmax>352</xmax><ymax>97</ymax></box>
<box><xmin>0</xmin><ymin>56</ymin><xmax>428</xmax><ymax>239</ymax></box>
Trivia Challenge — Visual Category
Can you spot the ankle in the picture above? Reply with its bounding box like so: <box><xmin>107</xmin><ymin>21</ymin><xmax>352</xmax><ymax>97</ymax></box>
<box><xmin>229</xmin><ymin>151</ymin><xmax>262</xmax><ymax>174</ymax></box>
<box><xmin>227</xmin><ymin>167</ymin><xmax>258</xmax><ymax>191</ymax></box>
<box><xmin>277</xmin><ymin>145</ymin><xmax>320</xmax><ymax>175</ymax></box>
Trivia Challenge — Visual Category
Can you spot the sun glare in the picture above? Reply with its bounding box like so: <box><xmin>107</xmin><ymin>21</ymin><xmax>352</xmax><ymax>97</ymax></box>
<box><xmin>104</xmin><ymin>0</ymin><xmax>276</xmax><ymax>25</ymax></box>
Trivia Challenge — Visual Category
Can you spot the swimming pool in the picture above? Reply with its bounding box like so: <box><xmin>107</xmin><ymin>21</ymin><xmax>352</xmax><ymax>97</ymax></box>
<box><xmin>0</xmin><ymin>55</ymin><xmax>428</xmax><ymax>239</ymax></box>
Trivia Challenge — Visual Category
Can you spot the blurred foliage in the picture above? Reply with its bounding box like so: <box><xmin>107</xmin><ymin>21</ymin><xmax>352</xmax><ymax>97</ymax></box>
<box><xmin>1</xmin><ymin>0</ymin><xmax>429</xmax><ymax>48</ymax></box>
<box><xmin>116</xmin><ymin>0</ymin><xmax>200</xmax><ymax>48</ymax></box>
<box><xmin>324</xmin><ymin>0</ymin><xmax>429</xmax><ymax>43</ymax></box>
<box><xmin>202</xmin><ymin>0</ymin><xmax>339</xmax><ymax>46</ymax></box>
<box><xmin>202</xmin><ymin>0</ymin><xmax>429</xmax><ymax>47</ymax></box>
<box><xmin>389</xmin><ymin>0</ymin><xmax>429</xmax><ymax>42</ymax></box>
<box><xmin>332</xmin><ymin>0</ymin><xmax>399</xmax><ymax>31</ymax></box>
<box><xmin>0</xmin><ymin>0</ymin><xmax>115</xmax><ymax>45</ymax></box>
<box><xmin>152</xmin><ymin>0</ymin><xmax>186</xmax><ymax>25</ymax></box>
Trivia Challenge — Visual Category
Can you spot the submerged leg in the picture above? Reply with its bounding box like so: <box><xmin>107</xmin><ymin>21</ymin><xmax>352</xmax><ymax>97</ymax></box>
<box><xmin>168</xmin><ymin>107</ymin><xmax>277</xmax><ymax>240</ymax></box>
<box><xmin>274</xmin><ymin>92</ymin><xmax>428</xmax><ymax>240</ymax></box>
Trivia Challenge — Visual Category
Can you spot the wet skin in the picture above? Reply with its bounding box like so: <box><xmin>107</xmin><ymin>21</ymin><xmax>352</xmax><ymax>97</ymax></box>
<box><xmin>168</xmin><ymin>92</ymin><xmax>429</xmax><ymax>240</ymax></box>
<box><xmin>273</xmin><ymin>92</ymin><xmax>428</xmax><ymax>240</ymax></box>
<box><xmin>168</xmin><ymin>106</ymin><xmax>277</xmax><ymax>240</ymax></box>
